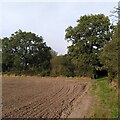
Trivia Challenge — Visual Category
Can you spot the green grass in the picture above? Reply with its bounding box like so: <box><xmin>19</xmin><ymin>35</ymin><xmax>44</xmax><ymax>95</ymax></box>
<box><xmin>90</xmin><ymin>77</ymin><xmax>118</xmax><ymax>118</ymax></box>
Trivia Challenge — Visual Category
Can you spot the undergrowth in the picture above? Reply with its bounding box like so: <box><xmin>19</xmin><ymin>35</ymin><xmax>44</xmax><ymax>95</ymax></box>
<box><xmin>90</xmin><ymin>77</ymin><xmax>118</xmax><ymax>118</ymax></box>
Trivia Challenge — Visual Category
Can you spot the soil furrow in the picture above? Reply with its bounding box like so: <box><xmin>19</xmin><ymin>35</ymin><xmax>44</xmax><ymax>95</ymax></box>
<box><xmin>2</xmin><ymin>77</ymin><xmax>91</xmax><ymax>118</ymax></box>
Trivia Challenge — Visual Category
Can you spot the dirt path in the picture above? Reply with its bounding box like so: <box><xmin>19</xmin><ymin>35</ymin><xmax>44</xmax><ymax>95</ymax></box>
<box><xmin>2</xmin><ymin>76</ymin><xmax>93</xmax><ymax>118</ymax></box>
<box><xmin>67</xmin><ymin>84</ymin><xmax>93</xmax><ymax>118</ymax></box>
<box><xmin>61</xmin><ymin>80</ymin><xmax>93</xmax><ymax>118</ymax></box>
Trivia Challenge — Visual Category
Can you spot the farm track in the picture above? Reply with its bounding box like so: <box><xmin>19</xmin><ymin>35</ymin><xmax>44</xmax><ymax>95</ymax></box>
<box><xmin>2</xmin><ymin>77</ymin><xmax>91</xmax><ymax>118</ymax></box>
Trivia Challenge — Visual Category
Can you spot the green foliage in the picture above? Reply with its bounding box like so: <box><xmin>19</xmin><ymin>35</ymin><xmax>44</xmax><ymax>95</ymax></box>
<box><xmin>0</xmin><ymin>52</ymin><xmax>1</xmax><ymax>72</ymax></box>
<box><xmin>65</xmin><ymin>14</ymin><xmax>113</xmax><ymax>78</ymax></box>
<box><xmin>99</xmin><ymin>25</ymin><xmax>119</xmax><ymax>81</ymax></box>
<box><xmin>2</xmin><ymin>30</ymin><xmax>52</xmax><ymax>75</ymax></box>
<box><xmin>50</xmin><ymin>49</ymin><xmax>58</xmax><ymax>57</ymax></box>
<box><xmin>50</xmin><ymin>55</ymin><xmax>74</xmax><ymax>77</ymax></box>
<box><xmin>1</xmin><ymin>14</ymin><xmax>118</xmax><ymax>79</ymax></box>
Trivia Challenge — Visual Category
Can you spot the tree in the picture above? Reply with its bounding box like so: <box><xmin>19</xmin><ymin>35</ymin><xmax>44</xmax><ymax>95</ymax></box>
<box><xmin>2</xmin><ymin>37</ymin><xmax>14</xmax><ymax>72</ymax></box>
<box><xmin>50</xmin><ymin>49</ymin><xmax>58</xmax><ymax>57</ymax></box>
<box><xmin>65</xmin><ymin>14</ymin><xmax>113</xmax><ymax>78</ymax></box>
<box><xmin>100</xmin><ymin>25</ymin><xmax>119</xmax><ymax>82</ymax></box>
<box><xmin>2</xmin><ymin>30</ymin><xmax>52</xmax><ymax>75</ymax></box>
<box><xmin>101</xmin><ymin>2</ymin><xmax>120</xmax><ymax>82</ymax></box>
<box><xmin>50</xmin><ymin>55</ymin><xmax>74</xmax><ymax>77</ymax></box>
<box><xmin>0</xmin><ymin>39</ymin><xmax>2</xmax><ymax>72</ymax></box>
<box><xmin>110</xmin><ymin>1</ymin><xmax>120</xmax><ymax>23</ymax></box>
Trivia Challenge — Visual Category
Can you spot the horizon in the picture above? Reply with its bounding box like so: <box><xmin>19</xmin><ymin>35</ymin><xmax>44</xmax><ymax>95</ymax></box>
<box><xmin>1</xmin><ymin>2</ymin><xmax>118</xmax><ymax>55</ymax></box>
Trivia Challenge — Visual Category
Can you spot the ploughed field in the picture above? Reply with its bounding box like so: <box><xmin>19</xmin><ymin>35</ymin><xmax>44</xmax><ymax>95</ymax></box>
<box><xmin>2</xmin><ymin>76</ymin><xmax>91</xmax><ymax>118</ymax></box>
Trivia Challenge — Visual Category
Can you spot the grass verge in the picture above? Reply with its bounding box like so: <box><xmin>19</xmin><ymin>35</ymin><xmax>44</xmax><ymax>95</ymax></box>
<box><xmin>89</xmin><ymin>77</ymin><xmax>118</xmax><ymax>118</ymax></box>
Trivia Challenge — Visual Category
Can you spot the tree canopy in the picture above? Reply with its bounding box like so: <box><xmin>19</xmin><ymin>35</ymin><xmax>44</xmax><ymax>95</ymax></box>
<box><xmin>65</xmin><ymin>14</ymin><xmax>113</xmax><ymax>78</ymax></box>
<box><xmin>1</xmin><ymin>13</ymin><xmax>118</xmax><ymax>81</ymax></box>
<box><xmin>99</xmin><ymin>24</ymin><xmax>119</xmax><ymax>81</ymax></box>
<box><xmin>2</xmin><ymin>30</ymin><xmax>52</xmax><ymax>75</ymax></box>
<box><xmin>50</xmin><ymin>55</ymin><xmax>74</xmax><ymax>77</ymax></box>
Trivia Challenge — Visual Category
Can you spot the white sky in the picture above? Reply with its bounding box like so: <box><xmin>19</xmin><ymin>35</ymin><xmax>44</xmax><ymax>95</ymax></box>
<box><xmin>0</xmin><ymin>1</ymin><xmax>118</xmax><ymax>55</ymax></box>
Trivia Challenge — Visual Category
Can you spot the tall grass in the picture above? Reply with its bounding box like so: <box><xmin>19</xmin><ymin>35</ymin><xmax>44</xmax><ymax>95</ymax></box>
<box><xmin>90</xmin><ymin>77</ymin><xmax>118</xmax><ymax>118</ymax></box>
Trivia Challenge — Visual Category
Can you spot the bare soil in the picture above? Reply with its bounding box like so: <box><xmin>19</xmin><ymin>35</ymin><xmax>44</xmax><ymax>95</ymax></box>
<box><xmin>2</xmin><ymin>76</ymin><xmax>93</xmax><ymax>118</ymax></box>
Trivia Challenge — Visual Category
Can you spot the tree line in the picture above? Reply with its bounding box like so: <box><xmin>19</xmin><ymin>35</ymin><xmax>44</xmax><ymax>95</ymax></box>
<box><xmin>1</xmin><ymin>14</ymin><xmax>119</xmax><ymax>81</ymax></box>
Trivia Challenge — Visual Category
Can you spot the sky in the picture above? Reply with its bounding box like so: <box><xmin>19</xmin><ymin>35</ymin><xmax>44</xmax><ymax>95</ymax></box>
<box><xmin>0</xmin><ymin>1</ymin><xmax>118</xmax><ymax>55</ymax></box>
